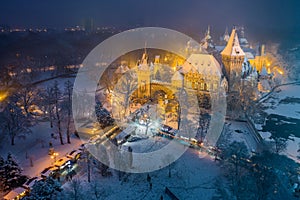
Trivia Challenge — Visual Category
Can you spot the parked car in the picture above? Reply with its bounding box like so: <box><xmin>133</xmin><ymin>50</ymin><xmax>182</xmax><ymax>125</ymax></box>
<box><xmin>23</xmin><ymin>176</ymin><xmax>43</xmax><ymax>190</ymax></box>
<box><xmin>40</xmin><ymin>166</ymin><xmax>59</xmax><ymax>178</ymax></box>
<box><xmin>67</xmin><ymin>150</ymin><xmax>82</xmax><ymax>162</ymax></box>
<box><xmin>127</xmin><ymin>136</ymin><xmax>142</xmax><ymax>143</ymax></box>
<box><xmin>3</xmin><ymin>186</ymin><xmax>27</xmax><ymax>200</ymax></box>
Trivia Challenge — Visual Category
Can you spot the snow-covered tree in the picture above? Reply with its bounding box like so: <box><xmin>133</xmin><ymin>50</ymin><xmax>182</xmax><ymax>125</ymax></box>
<box><xmin>15</xmin><ymin>86</ymin><xmax>40</xmax><ymax>116</ymax></box>
<box><xmin>219</xmin><ymin>142</ymin><xmax>250</xmax><ymax>199</ymax></box>
<box><xmin>0</xmin><ymin>155</ymin><xmax>5</xmax><ymax>191</ymax></box>
<box><xmin>67</xmin><ymin>179</ymin><xmax>83</xmax><ymax>200</ymax></box>
<box><xmin>95</xmin><ymin>101</ymin><xmax>114</xmax><ymax>129</ymax></box>
<box><xmin>89</xmin><ymin>180</ymin><xmax>112</xmax><ymax>200</ymax></box>
<box><xmin>1</xmin><ymin>153</ymin><xmax>27</xmax><ymax>191</ymax></box>
<box><xmin>0</xmin><ymin>94</ymin><xmax>32</xmax><ymax>145</ymax></box>
<box><xmin>113</xmin><ymin>70</ymin><xmax>137</xmax><ymax>118</ymax></box>
<box><xmin>23</xmin><ymin>177</ymin><xmax>62</xmax><ymax>200</ymax></box>
<box><xmin>272</xmin><ymin>137</ymin><xmax>287</xmax><ymax>154</ymax></box>
<box><xmin>95</xmin><ymin>144</ymin><xmax>110</xmax><ymax>177</ymax></box>
<box><xmin>40</xmin><ymin>86</ymin><xmax>55</xmax><ymax>128</ymax></box>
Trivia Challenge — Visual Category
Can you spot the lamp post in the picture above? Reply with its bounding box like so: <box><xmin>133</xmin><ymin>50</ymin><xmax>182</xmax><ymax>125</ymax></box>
<box><xmin>51</xmin><ymin>152</ymin><xmax>59</xmax><ymax>164</ymax></box>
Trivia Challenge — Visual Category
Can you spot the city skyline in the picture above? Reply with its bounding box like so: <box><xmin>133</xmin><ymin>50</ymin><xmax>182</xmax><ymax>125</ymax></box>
<box><xmin>1</xmin><ymin>0</ymin><xmax>300</xmax><ymax>42</ymax></box>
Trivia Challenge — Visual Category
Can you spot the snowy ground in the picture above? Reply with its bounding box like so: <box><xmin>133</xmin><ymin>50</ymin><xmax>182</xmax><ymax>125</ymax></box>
<box><xmin>222</xmin><ymin>121</ymin><xmax>258</xmax><ymax>152</ymax></box>
<box><xmin>264</xmin><ymin>84</ymin><xmax>300</xmax><ymax>119</ymax></box>
<box><xmin>63</xmin><ymin>148</ymin><xmax>220</xmax><ymax>200</ymax></box>
<box><xmin>0</xmin><ymin>122</ymin><xmax>83</xmax><ymax>178</ymax></box>
<box><xmin>258</xmin><ymin>84</ymin><xmax>300</xmax><ymax>161</ymax></box>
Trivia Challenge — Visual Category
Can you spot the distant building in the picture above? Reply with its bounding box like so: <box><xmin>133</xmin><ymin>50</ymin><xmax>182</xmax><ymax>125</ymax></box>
<box><xmin>83</xmin><ymin>18</ymin><xmax>94</xmax><ymax>32</ymax></box>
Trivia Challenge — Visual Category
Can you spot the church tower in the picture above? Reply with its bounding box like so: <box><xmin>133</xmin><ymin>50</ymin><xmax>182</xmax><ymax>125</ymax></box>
<box><xmin>221</xmin><ymin>28</ymin><xmax>245</xmax><ymax>91</ymax></box>
<box><xmin>136</xmin><ymin>50</ymin><xmax>151</xmax><ymax>99</ymax></box>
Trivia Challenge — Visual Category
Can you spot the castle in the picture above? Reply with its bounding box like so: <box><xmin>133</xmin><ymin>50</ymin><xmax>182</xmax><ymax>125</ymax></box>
<box><xmin>113</xmin><ymin>28</ymin><xmax>274</xmax><ymax>109</ymax></box>
<box><xmin>128</xmin><ymin>27</ymin><xmax>263</xmax><ymax>103</ymax></box>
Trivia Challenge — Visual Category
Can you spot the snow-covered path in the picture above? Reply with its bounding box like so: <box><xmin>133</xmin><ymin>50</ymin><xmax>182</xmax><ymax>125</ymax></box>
<box><xmin>0</xmin><ymin>122</ymin><xmax>83</xmax><ymax>178</ymax></box>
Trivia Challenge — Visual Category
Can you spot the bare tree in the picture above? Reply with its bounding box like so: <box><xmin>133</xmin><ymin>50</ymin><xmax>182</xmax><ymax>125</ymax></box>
<box><xmin>16</xmin><ymin>86</ymin><xmax>41</xmax><ymax>116</ymax></box>
<box><xmin>64</xmin><ymin>80</ymin><xmax>73</xmax><ymax>144</ymax></box>
<box><xmin>53</xmin><ymin>81</ymin><xmax>64</xmax><ymax>145</ymax></box>
<box><xmin>113</xmin><ymin>70</ymin><xmax>137</xmax><ymax>118</ymax></box>
<box><xmin>69</xmin><ymin>179</ymin><xmax>83</xmax><ymax>200</ymax></box>
<box><xmin>219</xmin><ymin>141</ymin><xmax>250</xmax><ymax>199</ymax></box>
<box><xmin>41</xmin><ymin>87</ymin><xmax>55</xmax><ymax>128</ymax></box>
<box><xmin>272</xmin><ymin>137</ymin><xmax>287</xmax><ymax>154</ymax></box>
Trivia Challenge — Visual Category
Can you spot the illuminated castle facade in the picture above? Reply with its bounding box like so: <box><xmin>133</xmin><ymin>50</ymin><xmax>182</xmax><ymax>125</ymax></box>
<box><xmin>132</xmin><ymin>27</ymin><xmax>261</xmax><ymax>100</ymax></box>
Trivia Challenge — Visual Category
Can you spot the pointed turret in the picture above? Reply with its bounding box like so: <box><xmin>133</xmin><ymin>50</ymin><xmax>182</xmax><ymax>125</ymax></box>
<box><xmin>221</xmin><ymin>28</ymin><xmax>245</xmax><ymax>57</ymax></box>
<box><xmin>136</xmin><ymin>48</ymin><xmax>151</xmax><ymax>98</ymax></box>
<box><xmin>201</xmin><ymin>26</ymin><xmax>214</xmax><ymax>50</ymax></box>
<box><xmin>221</xmin><ymin>28</ymin><xmax>245</xmax><ymax>91</ymax></box>
<box><xmin>240</xmin><ymin>26</ymin><xmax>245</xmax><ymax>38</ymax></box>
<box><xmin>223</xmin><ymin>27</ymin><xmax>230</xmax><ymax>43</ymax></box>
<box><xmin>138</xmin><ymin>49</ymin><xmax>150</xmax><ymax>71</ymax></box>
<box><xmin>205</xmin><ymin>25</ymin><xmax>211</xmax><ymax>41</ymax></box>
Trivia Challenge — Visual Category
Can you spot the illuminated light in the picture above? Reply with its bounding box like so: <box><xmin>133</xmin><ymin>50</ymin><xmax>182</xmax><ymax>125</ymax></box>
<box><xmin>0</xmin><ymin>91</ymin><xmax>8</xmax><ymax>102</ymax></box>
<box><xmin>267</xmin><ymin>63</ymin><xmax>271</xmax><ymax>67</ymax></box>
<box><xmin>278</xmin><ymin>69</ymin><xmax>284</xmax><ymax>75</ymax></box>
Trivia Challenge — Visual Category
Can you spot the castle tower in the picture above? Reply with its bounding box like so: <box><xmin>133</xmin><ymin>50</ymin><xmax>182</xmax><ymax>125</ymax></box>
<box><xmin>221</xmin><ymin>28</ymin><xmax>245</xmax><ymax>91</ymax></box>
<box><xmin>221</xmin><ymin>27</ymin><xmax>230</xmax><ymax>44</ymax></box>
<box><xmin>153</xmin><ymin>55</ymin><xmax>161</xmax><ymax>78</ymax></box>
<box><xmin>136</xmin><ymin>50</ymin><xmax>151</xmax><ymax>99</ymax></box>
<box><xmin>201</xmin><ymin>26</ymin><xmax>213</xmax><ymax>49</ymax></box>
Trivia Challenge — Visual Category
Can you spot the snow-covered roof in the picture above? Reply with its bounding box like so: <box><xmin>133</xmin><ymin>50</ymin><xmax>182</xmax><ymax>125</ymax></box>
<box><xmin>182</xmin><ymin>54</ymin><xmax>222</xmax><ymax>77</ymax></box>
<box><xmin>186</xmin><ymin>39</ymin><xmax>207</xmax><ymax>54</ymax></box>
<box><xmin>240</xmin><ymin>38</ymin><xmax>249</xmax><ymax>45</ymax></box>
<box><xmin>171</xmin><ymin>71</ymin><xmax>184</xmax><ymax>81</ymax></box>
<box><xmin>221</xmin><ymin>29</ymin><xmax>245</xmax><ymax>57</ymax></box>
<box><xmin>245</xmin><ymin>52</ymin><xmax>255</xmax><ymax>59</ymax></box>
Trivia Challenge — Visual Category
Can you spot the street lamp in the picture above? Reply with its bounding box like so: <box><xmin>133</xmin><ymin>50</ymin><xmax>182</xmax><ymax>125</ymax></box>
<box><xmin>51</xmin><ymin>152</ymin><xmax>59</xmax><ymax>163</ymax></box>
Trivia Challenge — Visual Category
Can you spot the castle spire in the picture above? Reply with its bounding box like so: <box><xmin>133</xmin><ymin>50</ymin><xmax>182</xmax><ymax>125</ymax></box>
<box><xmin>142</xmin><ymin>41</ymin><xmax>148</xmax><ymax>65</ymax></box>
<box><xmin>223</xmin><ymin>27</ymin><xmax>230</xmax><ymax>42</ymax></box>
<box><xmin>240</xmin><ymin>26</ymin><xmax>245</xmax><ymax>38</ymax></box>
<box><xmin>221</xmin><ymin>28</ymin><xmax>245</xmax><ymax>57</ymax></box>
<box><xmin>205</xmin><ymin>25</ymin><xmax>211</xmax><ymax>40</ymax></box>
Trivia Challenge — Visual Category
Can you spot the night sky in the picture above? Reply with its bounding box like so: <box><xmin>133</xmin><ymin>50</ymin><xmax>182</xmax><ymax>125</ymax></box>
<box><xmin>1</xmin><ymin>0</ymin><xmax>300</xmax><ymax>42</ymax></box>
